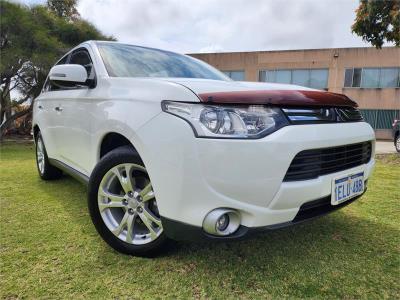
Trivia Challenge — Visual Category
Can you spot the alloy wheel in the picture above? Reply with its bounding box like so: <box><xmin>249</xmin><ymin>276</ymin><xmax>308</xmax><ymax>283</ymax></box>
<box><xmin>98</xmin><ymin>163</ymin><xmax>163</xmax><ymax>245</ymax></box>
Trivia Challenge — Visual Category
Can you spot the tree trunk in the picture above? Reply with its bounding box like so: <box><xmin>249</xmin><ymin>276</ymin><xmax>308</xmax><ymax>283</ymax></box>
<box><xmin>0</xmin><ymin>101</ymin><xmax>33</xmax><ymax>141</ymax></box>
<box><xmin>0</xmin><ymin>79</ymin><xmax>12</xmax><ymax>125</ymax></box>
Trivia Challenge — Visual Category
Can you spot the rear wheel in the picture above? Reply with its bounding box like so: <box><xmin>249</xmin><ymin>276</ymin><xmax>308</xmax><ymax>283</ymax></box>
<box><xmin>35</xmin><ymin>132</ymin><xmax>63</xmax><ymax>180</ymax></box>
<box><xmin>88</xmin><ymin>146</ymin><xmax>167</xmax><ymax>256</ymax></box>
<box><xmin>395</xmin><ymin>134</ymin><xmax>400</xmax><ymax>153</ymax></box>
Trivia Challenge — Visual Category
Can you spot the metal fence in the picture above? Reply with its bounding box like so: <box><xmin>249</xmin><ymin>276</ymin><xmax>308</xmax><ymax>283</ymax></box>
<box><xmin>360</xmin><ymin>109</ymin><xmax>400</xmax><ymax>129</ymax></box>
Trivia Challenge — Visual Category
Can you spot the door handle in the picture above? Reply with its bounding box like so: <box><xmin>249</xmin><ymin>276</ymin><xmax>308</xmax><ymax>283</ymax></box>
<box><xmin>55</xmin><ymin>106</ymin><xmax>63</xmax><ymax>112</ymax></box>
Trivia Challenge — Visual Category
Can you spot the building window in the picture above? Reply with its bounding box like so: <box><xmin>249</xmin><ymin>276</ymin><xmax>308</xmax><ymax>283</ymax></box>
<box><xmin>259</xmin><ymin>69</ymin><xmax>328</xmax><ymax>90</ymax></box>
<box><xmin>222</xmin><ymin>70</ymin><xmax>245</xmax><ymax>81</ymax></box>
<box><xmin>344</xmin><ymin>67</ymin><xmax>400</xmax><ymax>88</ymax></box>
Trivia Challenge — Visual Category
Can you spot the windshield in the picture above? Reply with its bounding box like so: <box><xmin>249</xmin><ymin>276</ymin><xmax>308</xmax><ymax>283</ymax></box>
<box><xmin>97</xmin><ymin>42</ymin><xmax>229</xmax><ymax>81</ymax></box>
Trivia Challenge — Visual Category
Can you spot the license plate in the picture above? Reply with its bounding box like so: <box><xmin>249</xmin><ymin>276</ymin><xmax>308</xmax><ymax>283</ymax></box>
<box><xmin>331</xmin><ymin>171</ymin><xmax>364</xmax><ymax>205</ymax></box>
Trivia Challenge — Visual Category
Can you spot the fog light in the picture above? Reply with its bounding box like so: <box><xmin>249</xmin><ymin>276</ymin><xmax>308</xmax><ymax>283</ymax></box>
<box><xmin>203</xmin><ymin>208</ymin><xmax>240</xmax><ymax>236</ymax></box>
<box><xmin>216</xmin><ymin>214</ymin><xmax>229</xmax><ymax>231</ymax></box>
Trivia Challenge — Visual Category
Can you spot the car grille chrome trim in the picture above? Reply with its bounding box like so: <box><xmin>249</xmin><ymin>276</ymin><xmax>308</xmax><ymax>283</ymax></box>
<box><xmin>284</xmin><ymin>141</ymin><xmax>372</xmax><ymax>181</ymax></box>
<box><xmin>282</xmin><ymin>107</ymin><xmax>363</xmax><ymax>123</ymax></box>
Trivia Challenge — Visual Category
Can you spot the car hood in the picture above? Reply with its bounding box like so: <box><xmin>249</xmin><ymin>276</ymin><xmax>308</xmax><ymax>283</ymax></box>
<box><xmin>163</xmin><ymin>78</ymin><xmax>357</xmax><ymax>107</ymax></box>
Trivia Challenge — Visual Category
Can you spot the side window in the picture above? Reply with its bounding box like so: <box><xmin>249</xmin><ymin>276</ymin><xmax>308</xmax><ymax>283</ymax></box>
<box><xmin>44</xmin><ymin>48</ymin><xmax>95</xmax><ymax>92</ymax></box>
<box><xmin>43</xmin><ymin>54</ymin><xmax>70</xmax><ymax>92</ymax></box>
<box><xmin>69</xmin><ymin>49</ymin><xmax>94</xmax><ymax>78</ymax></box>
<box><xmin>57</xmin><ymin>55</ymin><xmax>69</xmax><ymax>65</ymax></box>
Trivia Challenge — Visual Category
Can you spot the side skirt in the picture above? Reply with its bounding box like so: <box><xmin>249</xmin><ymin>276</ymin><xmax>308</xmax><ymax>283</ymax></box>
<box><xmin>48</xmin><ymin>158</ymin><xmax>89</xmax><ymax>185</ymax></box>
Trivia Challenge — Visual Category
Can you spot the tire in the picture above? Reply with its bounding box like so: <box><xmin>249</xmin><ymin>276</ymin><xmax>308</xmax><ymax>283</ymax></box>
<box><xmin>35</xmin><ymin>132</ymin><xmax>63</xmax><ymax>180</ymax></box>
<box><xmin>88</xmin><ymin>146</ymin><xmax>168</xmax><ymax>256</ymax></box>
<box><xmin>395</xmin><ymin>134</ymin><xmax>400</xmax><ymax>153</ymax></box>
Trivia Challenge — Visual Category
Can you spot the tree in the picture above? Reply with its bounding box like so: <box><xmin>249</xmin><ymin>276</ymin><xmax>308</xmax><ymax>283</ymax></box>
<box><xmin>352</xmin><ymin>0</ymin><xmax>400</xmax><ymax>48</ymax></box>
<box><xmin>0</xmin><ymin>0</ymin><xmax>115</xmax><ymax>139</ymax></box>
<box><xmin>47</xmin><ymin>0</ymin><xmax>79</xmax><ymax>20</ymax></box>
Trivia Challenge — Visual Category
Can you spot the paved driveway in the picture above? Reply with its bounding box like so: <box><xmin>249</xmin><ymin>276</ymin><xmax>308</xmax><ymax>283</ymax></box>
<box><xmin>375</xmin><ymin>141</ymin><xmax>397</xmax><ymax>154</ymax></box>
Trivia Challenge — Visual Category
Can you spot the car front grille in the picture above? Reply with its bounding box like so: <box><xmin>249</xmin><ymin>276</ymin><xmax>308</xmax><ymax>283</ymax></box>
<box><xmin>284</xmin><ymin>141</ymin><xmax>372</xmax><ymax>181</ymax></box>
<box><xmin>292</xmin><ymin>192</ymin><xmax>364</xmax><ymax>223</ymax></box>
<box><xmin>282</xmin><ymin>107</ymin><xmax>363</xmax><ymax>124</ymax></box>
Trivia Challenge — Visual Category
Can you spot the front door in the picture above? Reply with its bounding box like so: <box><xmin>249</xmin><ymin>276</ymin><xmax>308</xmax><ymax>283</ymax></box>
<box><xmin>56</xmin><ymin>48</ymin><xmax>97</xmax><ymax>175</ymax></box>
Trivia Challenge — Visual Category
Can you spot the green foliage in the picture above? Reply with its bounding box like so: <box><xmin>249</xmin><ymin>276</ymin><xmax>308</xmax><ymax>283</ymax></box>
<box><xmin>0</xmin><ymin>0</ymin><xmax>114</xmax><ymax>98</ymax></box>
<box><xmin>47</xmin><ymin>0</ymin><xmax>79</xmax><ymax>19</ymax></box>
<box><xmin>352</xmin><ymin>0</ymin><xmax>400</xmax><ymax>48</ymax></box>
<box><xmin>0</xmin><ymin>0</ymin><xmax>115</xmax><ymax>136</ymax></box>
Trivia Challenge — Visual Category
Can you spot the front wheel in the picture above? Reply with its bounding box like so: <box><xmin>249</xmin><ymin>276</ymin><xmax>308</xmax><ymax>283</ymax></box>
<box><xmin>395</xmin><ymin>135</ymin><xmax>400</xmax><ymax>153</ymax></box>
<box><xmin>88</xmin><ymin>146</ymin><xmax>167</xmax><ymax>256</ymax></box>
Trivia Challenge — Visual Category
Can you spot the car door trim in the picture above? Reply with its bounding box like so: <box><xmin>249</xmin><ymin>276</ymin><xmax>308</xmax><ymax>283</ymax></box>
<box><xmin>48</xmin><ymin>158</ymin><xmax>89</xmax><ymax>185</ymax></box>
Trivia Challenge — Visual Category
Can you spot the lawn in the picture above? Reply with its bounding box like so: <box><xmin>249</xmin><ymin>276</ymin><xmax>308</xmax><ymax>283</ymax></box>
<box><xmin>1</xmin><ymin>142</ymin><xmax>399</xmax><ymax>299</ymax></box>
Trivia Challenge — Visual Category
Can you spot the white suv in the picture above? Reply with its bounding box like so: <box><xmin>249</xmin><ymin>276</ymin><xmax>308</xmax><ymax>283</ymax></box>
<box><xmin>33</xmin><ymin>41</ymin><xmax>375</xmax><ymax>256</ymax></box>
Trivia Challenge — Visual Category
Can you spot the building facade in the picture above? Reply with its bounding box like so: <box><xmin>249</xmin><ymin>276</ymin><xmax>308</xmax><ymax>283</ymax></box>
<box><xmin>190</xmin><ymin>47</ymin><xmax>400</xmax><ymax>139</ymax></box>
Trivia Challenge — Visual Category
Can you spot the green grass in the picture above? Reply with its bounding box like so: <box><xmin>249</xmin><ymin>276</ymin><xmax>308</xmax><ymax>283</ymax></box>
<box><xmin>1</xmin><ymin>143</ymin><xmax>399</xmax><ymax>299</ymax></box>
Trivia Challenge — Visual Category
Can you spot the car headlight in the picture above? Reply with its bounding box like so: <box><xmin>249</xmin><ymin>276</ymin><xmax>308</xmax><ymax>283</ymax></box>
<box><xmin>161</xmin><ymin>101</ymin><xmax>288</xmax><ymax>139</ymax></box>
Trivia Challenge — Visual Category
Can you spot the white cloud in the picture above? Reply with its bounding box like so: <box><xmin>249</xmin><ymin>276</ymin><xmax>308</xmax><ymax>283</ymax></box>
<box><xmin>19</xmin><ymin>0</ymin><xmax>372</xmax><ymax>53</ymax></box>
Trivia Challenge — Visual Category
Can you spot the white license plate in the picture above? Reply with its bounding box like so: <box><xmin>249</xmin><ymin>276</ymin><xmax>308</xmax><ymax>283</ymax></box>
<box><xmin>331</xmin><ymin>171</ymin><xmax>364</xmax><ymax>205</ymax></box>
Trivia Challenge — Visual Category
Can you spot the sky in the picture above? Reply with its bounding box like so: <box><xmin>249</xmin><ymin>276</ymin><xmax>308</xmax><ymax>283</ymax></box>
<box><xmin>20</xmin><ymin>0</ymin><xmax>371</xmax><ymax>54</ymax></box>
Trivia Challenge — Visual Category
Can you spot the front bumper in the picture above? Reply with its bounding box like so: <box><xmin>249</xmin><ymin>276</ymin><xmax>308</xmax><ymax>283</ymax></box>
<box><xmin>161</xmin><ymin>192</ymin><xmax>366</xmax><ymax>241</ymax></box>
<box><xmin>135</xmin><ymin>113</ymin><xmax>375</xmax><ymax>240</ymax></box>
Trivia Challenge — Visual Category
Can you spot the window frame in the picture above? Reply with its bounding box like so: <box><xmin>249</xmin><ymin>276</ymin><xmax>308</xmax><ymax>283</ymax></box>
<box><xmin>344</xmin><ymin>67</ymin><xmax>400</xmax><ymax>89</ymax></box>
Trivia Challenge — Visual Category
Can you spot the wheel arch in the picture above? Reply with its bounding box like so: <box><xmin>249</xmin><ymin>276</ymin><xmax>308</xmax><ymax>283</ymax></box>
<box><xmin>99</xmin><ymin>132</ymin><xmax>138</xmax><ymax>159</ymax></box>
<box><xmin>96</xmin><ymin>131</ymin><xmax>164</xmax><ymax>217</ymax></box>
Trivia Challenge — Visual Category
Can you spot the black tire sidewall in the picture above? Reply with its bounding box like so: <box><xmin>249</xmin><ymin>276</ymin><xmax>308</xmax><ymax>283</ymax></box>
<box><xmin>88</xmin><ymin>146</ymin><xmax>167</xmax><ymax>256</ymax></box>
<box><xmin>35</xmin><ymin>132</ymin><xmax>62</xmax><ymax>180</ymax></box>
<box><xmin>396</xmin><ymin>136</ymin><xmax>400</xmax><ymax>153</ymax></box>
<box><xmin>35</xmin><ymin>133</ymin><xmax>46</xmax><ymax>178</ymax></box>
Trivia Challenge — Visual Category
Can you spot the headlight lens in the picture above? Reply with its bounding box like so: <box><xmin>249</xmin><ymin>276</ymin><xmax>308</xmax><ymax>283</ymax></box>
<box><xmin>162</xmin><ymin>101</ymin><xmax>288</xmax><ymax>139</ymax></box>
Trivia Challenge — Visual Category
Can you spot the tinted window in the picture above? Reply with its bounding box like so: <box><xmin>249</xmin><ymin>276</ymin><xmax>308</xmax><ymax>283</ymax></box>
<box><xmin>70</xmin><ymin>49</ymin><xmax>93</xmax><ymax>77</ymax></box>
<box><xmin>292</xmin><ymin>69</ymin><xmax>309</xmax><ymax>86</ymax></box>
<box><xmin>259</xmin><ymin>70</ymin><xmax>277</xmax><ymax>82</ymax></box>
<box><xmin>344</xmin><ymin>68</ymin><xmax>353</xmax><ymax>87</ymax></box>
<box><xmin>260</xmin><ymin>68</ymin><xmax>328</xmax><ymax>90</ymax></box>
<box><xmin>97</xmin><ymin>42</ymin><xmax>228</xmax><ymax>80</ymax></box>
<box><xmin>380</xmin><ymin>68</ymin><xmax>399</xmax><ymax>87</ymax></box>
<box><xmin>275</xmin><ymin>70</ymin><xmax>291</xmax><ymax>84</ymax></box>
<box><xmin>345</xmin><ymin>67</ymin><xmax>399</xmax><ymax>88</ymax></box>
<box><xmin>352</xmin><ymin>68</ymin><xmax>362</xmax><ymax>87</ymax></box>
<box><xmin>361</xmin><ymin>68</ymin><xmax>380</xmax><ymax>88</ymax></box>
<box><xmin>45</xmin><ymin>49</ymin><xmax>94</xmax><ymax>91</ymax></box>
<box><xmin>57</xmin><ymin>55</ymin><xmax>69</xmax><ymax>65</ymax></box>
<box><xmin>310</xmin><ymin>69</ymin><xmax>328</xmax><ymax>89</ymax></box>
<box><xmin>43</xmin><ymin>54</ymin><xmax>70</xmax><ymax>91</ymax></box>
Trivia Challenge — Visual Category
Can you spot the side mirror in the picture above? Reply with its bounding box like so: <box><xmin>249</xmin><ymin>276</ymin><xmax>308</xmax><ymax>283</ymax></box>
<box><xmin>49</xmin><ymin>64</ymin><xmax>88</xmax><ymax>86</ymax></box>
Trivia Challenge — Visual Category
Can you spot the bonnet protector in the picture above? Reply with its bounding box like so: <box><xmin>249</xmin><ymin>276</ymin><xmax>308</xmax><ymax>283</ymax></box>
<box><xmin>197</xmin><ymin>90</ymin><xmax>358</xmax><ymax>108</ymax></box>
